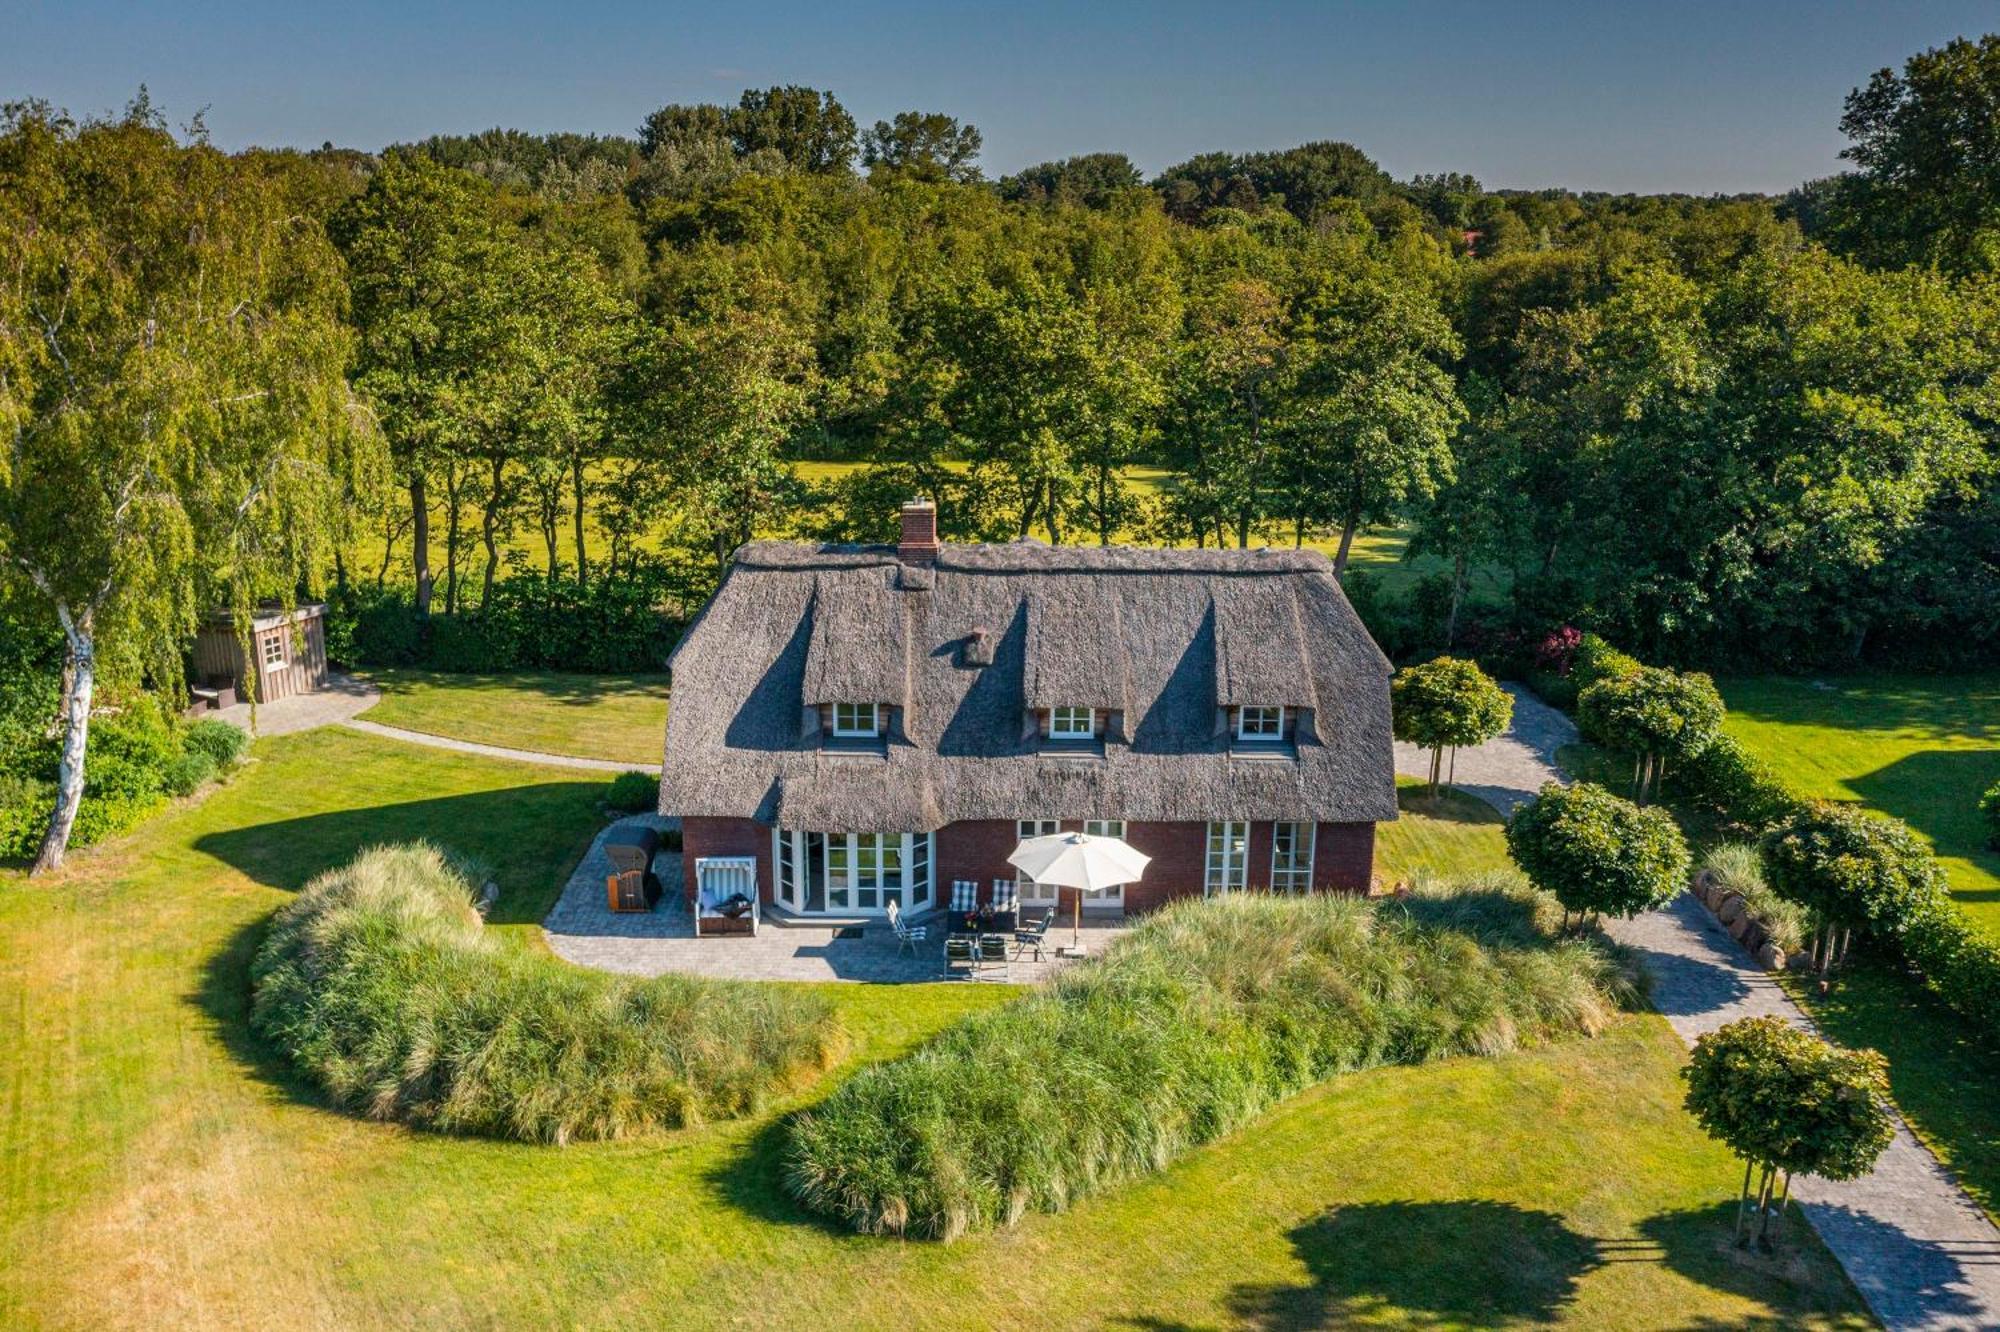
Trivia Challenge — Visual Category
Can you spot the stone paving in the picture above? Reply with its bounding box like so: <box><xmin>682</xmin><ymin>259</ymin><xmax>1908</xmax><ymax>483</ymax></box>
<box><xmin>542</xmin><ymin>814</ymin><xmax>1123</xmax><ymax>983</ymax></box>
<box><xmin>209</xmin><ymin>671</ymin><xmax>380</xmax><ymax>736</ymax></box>
<box><xmin>1402</xmin><ymin>683</ymin><xmax>2000</xmax><ymax>1331</ymax></box>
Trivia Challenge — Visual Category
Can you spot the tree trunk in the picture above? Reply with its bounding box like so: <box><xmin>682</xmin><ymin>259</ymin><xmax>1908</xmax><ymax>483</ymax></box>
<box><xmin>1444</xmin><ymin>552</ymin><xmax>1466</xmax><ymax>646</ymax></box>
<box><xmin>33</xmin><ymin>604</ymin><xmax>95</xmax><ymax>874</ymax></box>
<box><xmin>443</xmin><ymin>464</ymin><xmax>464</xmax><ymax>616</ymax></box>
<box><xmin>570</xmin><ymin>455</ymin><xmax>589</xmax><ymax>588</ymax></box>
<box><xmin>410</xmin><ymin>473</ymin><xmax>434</xmax><ymax>615</ymax></box>
<box><xmin>1332</xmin><ymin>518</ymin><xmax>1360</xmax><ymax>577</ymax></box>
<box><xmin>1734</xmin><ymin>1159</ymin><xmax>1754</xmax><ymax>1243</ymax></box>
<box><xmin>481</xmin><ymin>454</ymin><xmax>506</xmax><ymax>612</ymax></box>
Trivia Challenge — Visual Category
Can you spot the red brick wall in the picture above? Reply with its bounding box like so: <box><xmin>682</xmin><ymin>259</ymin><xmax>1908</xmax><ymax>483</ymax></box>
<box><xmin>1314</xmin><ymin>821</ymin><xmax>1375</xmax><ymax>893</ymax></box>
<box><xmin>680</xmin><ymin>816</ymin><xmax>772</xmax><ymax>907</ymax></box>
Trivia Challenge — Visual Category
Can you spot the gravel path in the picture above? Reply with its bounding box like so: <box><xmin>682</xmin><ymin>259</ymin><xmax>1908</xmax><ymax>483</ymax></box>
<box><xmin>1411</xmin><ymin>683</ymin><xmax>2000</xmax><ymax>1330</ymax></box>
<box><xmin>339</xmin><ymin>718</ymin><xmax>658</xmax><ymax>772</ymax></box>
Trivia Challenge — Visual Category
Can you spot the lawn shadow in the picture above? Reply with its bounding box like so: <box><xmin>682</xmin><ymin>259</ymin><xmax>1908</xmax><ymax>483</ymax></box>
<box><xmin>1397</xmin><ymin>783</ymin><xmax>1507</xmax><ymax>826</ymax></box>
<box><xmin>1637</xmin><ymin>1200</ymin><xmax>1936</xmax><ymax>1323</ymax></box>
<box><xmin>1222</xmin><ymin>1199</ymin><xmax>1602</xmax><ymax>1328</ymax></box>
<box><xmin>190</xmin><ymin>782</ymin><xmax>606</xmax><ymax>924</ymax></box>
<box><xmin>701</xmin><ymin>1109</ymin><xmax>856</xmax><ymax>1239</ymax></box>
<box><xmin>1849</xmin><ymin>749</ymin><xmax>2000</xmax><ymax>883</ymax></box>
<box><xmin>191</xmin><ymin>910</ymin><xmax>343</xmax><ymax>1116</ymax></box>
<box><xmin>372</xmin><ymin>669</ymin><xmax>670</xmax><ymax>709</ymax></box>
<box><xmin>1720</xmin><ymin>676</ymin><xmax>2000</xmax><ymax>743</ymax></box>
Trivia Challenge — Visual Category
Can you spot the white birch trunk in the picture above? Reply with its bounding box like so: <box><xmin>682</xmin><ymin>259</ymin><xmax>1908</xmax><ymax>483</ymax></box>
<box><xmin>33</xmin><ymin>603</ymin><xmax>95</xmax><ymax>874</ymax></box>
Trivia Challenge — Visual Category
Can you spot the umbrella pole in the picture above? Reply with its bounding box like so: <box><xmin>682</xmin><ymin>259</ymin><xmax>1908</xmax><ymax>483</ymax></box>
<box><xmin>1073</xmin><ymin>887</ymin><xmax>1082</xmax><ymax>951</ymax></box>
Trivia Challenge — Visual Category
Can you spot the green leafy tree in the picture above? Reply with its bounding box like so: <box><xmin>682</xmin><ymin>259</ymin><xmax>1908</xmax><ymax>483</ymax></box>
<box><xmin>1390</xmin><ymin>656</ymin><xmax>1513</xmax><ymax>795</ymax></box>
<box><xmin>860</xmin><ymin>112</ymin><xmax>982</xmax><ymax>184</ymax></box>
<box><xmin>0</xmin><ymin>98</ymin><xmax>381</xmax><ymax>870</ymax></box>
<box><xmin>729</xmin><ymin>86</ymin><xmax>856</xmax><ymax>175</ymax></box>
<box><xmin>1683</xmin><ymin>1016</ymin><xmax>1894</xmax><ymax>1250</ymax></box>
<box><xmin>1761</xmin><ymin>803</ymin><xmax>1946</xmax><ymax>972</ymax></box>
<box><xmin>1831</xmin><ymin>35</ymin><xmax>2000</xmax><ymax>273</ymax></box>
<box><xmin>1506</xmin><ymin>782</ymin><xmax>1690</xmax><ymax>930</ymax></box>
<box><xmin>1577</xmin><ymin>666</ymin><xmax>1725</xmax><ymax>803</ymax></box>
<box><xmin>999</xmin><ymin>153</ymin><xmax>1144</xmax><ymax>208</ymax></box>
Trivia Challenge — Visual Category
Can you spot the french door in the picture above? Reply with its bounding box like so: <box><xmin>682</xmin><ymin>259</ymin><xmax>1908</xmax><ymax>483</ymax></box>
<box><xmin>1080</xmin><ymin>820</ymin><xmax>1127</xmax><ymax>909</ymax></box>
<box><xmin>1205</xmin><ymin>821</ymin><xmax>1249</xmax><ymax>895</ymax></box>
<box><xmin>773</xmin><ymin>829</ymin><xmax>934</xmax><ymax>915</ymax></box>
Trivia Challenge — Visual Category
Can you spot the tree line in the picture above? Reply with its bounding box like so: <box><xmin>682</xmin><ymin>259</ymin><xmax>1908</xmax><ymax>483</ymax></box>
<box><xmin>3</xmin><ymin>34</ymin><xmax>1998</xmax><ymax>867</ymax></box>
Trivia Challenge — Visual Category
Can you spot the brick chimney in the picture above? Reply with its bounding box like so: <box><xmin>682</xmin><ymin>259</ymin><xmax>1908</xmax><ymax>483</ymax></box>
<box><xmin>898</xmin><ymin>498</ymin><xmax>939</xmax><ymax>563</ymax></box>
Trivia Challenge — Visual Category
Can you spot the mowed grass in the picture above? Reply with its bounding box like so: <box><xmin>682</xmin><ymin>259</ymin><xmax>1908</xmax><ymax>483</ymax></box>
<box><xmin>1377</xmin><ymin>777</ymin><xmax>1516</xmax><ymax>884</ymax></box>
<box><xmin>0</xmin><ymin>729</ymin><xmax>1866</xmax><ymax>1329</ymax></box>
<box><xmin>357</xmin><ymin>669</ymin><xmax>670</xmax><ymax>766</ymax></box>
<box><xmin>1718</xmin><ymin>674</ymin><xmax>2000</xmax><ymax>932</ymax></box>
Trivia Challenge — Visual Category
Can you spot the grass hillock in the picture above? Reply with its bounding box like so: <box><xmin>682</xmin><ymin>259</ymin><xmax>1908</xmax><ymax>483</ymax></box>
<box><xmin>250</xmin><ymin>842</ymin><xmax>841</xmax><ymax>1143</ymax></box>
<box><xmin>785</xmin><ymin>875</ymin><xmax>1636</xmax><ymax>1239</ymax></box>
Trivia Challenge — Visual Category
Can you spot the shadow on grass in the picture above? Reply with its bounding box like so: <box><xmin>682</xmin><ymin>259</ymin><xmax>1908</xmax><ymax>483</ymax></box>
<box><xmin>1397</xmin><ymin>783</ymin><xmax>1508</xmax><ymax>825</ymax></box>
<box><xmin>1719</xmin><ymin>676</ymin><xmax>2000</xmax><ymax>743</ymax></box>
<box><xmin>191</xmin><ymin>909</ymin><xmax>340</xmax><ymax>1116</ymax></box>
<box><xmin>700</xmin><ymin>1110</ymin><xmax>856</xmax><ymax>1239</ymax></box>
<box><xmin>369</xmin><ymin>669</ymin><xmax>670</xmax><ymax>709</ymax></box>
<box><xmin>1220</xmin><ymin>1200</ymin><xmax>1602</xmax><ymax>1328</ymax></box>
<box><xmin>190</xmin><ymin>782</ymin><xmax>605</xmax><ymax>924</ymax></box>
<box><xmin>1850</xmin><ymin>750</ymin><xmax>2000</xmax><ymax>880</ymax></box>
<box><xmin>1637</xmin><ymin>1200</ymin><xmax>1927</xmax><ymax>1323</ymax></box>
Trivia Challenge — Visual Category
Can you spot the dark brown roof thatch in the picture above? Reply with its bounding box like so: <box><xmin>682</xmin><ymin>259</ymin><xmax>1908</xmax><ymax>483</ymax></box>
<box><xmin>659</xmin><ymin>539</ymin><xmax>1396</xmax><ymax>831</ymax></box>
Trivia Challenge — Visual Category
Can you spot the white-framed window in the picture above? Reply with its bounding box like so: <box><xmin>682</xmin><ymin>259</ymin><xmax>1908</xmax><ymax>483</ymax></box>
<box><xmin>1236</xmin><ymin>705</ymin><xmax>1284</xmax><ymax>741</ymax></box>
<box><xmin>774</xmin><ymin>829</ymin><xmax>934</xmax><ymax>916</ymax></box>
<box><xmin>832</xmin><ymin>702</ymin><xmax>881</xmax><ymax>737</ymax></box>
<box><xmin>1271</xmin><ymin>821</ymin><xmax>1316</xmax><ymax>894</ymax></box>
<box><xmin>1082</xmin><ymin>819</ymin><xmax>1127</xmax><ymax>906</ymax></box>
<box><xmin>825</xmin><ymin>831</ymin><xmax>904</xmax><ymax>912</ymax></box>
<box><xmin>261</xmin><ymin>633</ymin><xmax>287</xmax><ymax>670</ymax></box>
<box><xmin>1049</xmin><ymin>706</ymin><xmax>1097</xmax><ymax>740</ymax></box>
<box><xmin>1206</xmin><ymin>821</ymin><xmax>1248</xmax><ymax>895</ymax></box>
<box><xmin>1017</xmin><ymin>818</ymin><xmax>1062</xmax><ymax>904</ymax></box>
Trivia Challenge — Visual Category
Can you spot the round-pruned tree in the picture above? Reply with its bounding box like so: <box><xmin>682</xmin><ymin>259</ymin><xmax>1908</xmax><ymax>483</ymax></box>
<box><xmin>1577</xmin><ymin>666</ymin><xmax>1725</xmax><ymax>804</ymax></box>
<box><xmin>1506</xmin><ymin>781</ymin><xmax>1690</xmax><ymax>930</ymax></box>
<box><xmin>1390</xmin><ymin>656</ymin><xmax>1513</xmax><ymax>796</ymax></box>
<box><xmin>1683</xmin><ymin>1016</ymin><xmax>1894</xmax><ymax>1251</ymax></box>
<box><xmin>1760</xmin><ymin>803</ymin><xmax>1945</xmax><ymax>972</ymax></box>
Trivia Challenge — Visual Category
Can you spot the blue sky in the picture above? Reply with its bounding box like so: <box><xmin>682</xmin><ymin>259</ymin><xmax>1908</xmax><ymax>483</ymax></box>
<box><xmin>2</xmin><ymin>1</ymin><xmax>1992</xmax><ymax>193</ymax></box>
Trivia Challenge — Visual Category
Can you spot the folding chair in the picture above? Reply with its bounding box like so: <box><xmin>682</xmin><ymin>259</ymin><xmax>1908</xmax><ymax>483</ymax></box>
<box><xmin>886</xmin><ymin>900</ymin><xmax>927</xmax><ymax>958</ymax></box>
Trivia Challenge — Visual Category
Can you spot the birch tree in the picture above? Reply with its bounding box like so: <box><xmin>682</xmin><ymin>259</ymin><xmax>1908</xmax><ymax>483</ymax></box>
<box><xmin>0</xmin><ymin>98</ymin><xmax>380</xmax><ymax>871</ymax></box>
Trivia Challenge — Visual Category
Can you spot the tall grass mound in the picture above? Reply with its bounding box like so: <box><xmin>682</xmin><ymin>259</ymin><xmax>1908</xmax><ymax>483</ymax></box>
<box><xmin>785</xmin><ymin>875</ymin><xmax>1633</xmax><ymax>1239</ymax></box>
<box><xmin>251</xmin><ymin>842</ymin><xmax>842</xmax><ymax>1143</ymax></box>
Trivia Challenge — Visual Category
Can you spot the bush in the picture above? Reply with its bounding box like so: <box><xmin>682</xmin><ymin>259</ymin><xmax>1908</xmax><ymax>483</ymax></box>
<box><xmin>161</xmin><ymin>747</ymin><xmax>218</xmax><ymax>798</ymax></box>
<box><xmin>1506</xmin><ymin>781</ymin><xmax>1691</xmax><ymax>923</ymax></box>
<box><xmin>184</xmin><ymin>718</ymin><xmax>248</xmax><ymax>770</ymax></box>
<box><xmin>605</xmin><ymin>771</ymin><xmax>661</xmax><ymax>812</ymax></box>
<box><xmin>784</xmin><ymin>879</ymin><xmax>1630</xmax><ymax>1239</ymax></box>
<box><xmin>1903</xmin><ymin>899</ymin><xmax>2000</xmax><ymax>1031</ymax></box>
<box><xmin>0</xmin><ymin>773</ymin><xmax>51</xmax><ymax>860</ymax></box>
<box><xmin>1700</xmin><ymin>843</ymin><xmax>1807</xmax><ymax>953</ymax></box>
<box><xmin>85</xmin><ymin>695</ymin><xmax>181</xmax><ymax>801</ymax></box>
<box><xmin>250</xmin><ymin>843</ymin><xmax>841</xmax><ymax>1143</ymax></box>
<box><xmin>1984</xmin><ymin>780</ymin><xmax>2000</xmax><ymax>851</ymax></box>
<box><xmin>1672</xmin><ymin>732</ymin><xmax>1804</xmax><ymax>833</ymax></box>
<box><xmin>1570</xmin><ymin>633</ymin><xmax>1641</xmax><ymax>692</ymax></box>
<box><xmin>1761</xmin><ymin>803</ymin><xmax>1946</xmax><ymax>937</ymax></box>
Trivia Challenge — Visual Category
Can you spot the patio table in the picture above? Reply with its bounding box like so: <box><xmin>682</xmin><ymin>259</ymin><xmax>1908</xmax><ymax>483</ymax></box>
<box><xmin>947</xmin><ymin>910</ymin><xmax>1017</xmax><ymax>937</ymax></box>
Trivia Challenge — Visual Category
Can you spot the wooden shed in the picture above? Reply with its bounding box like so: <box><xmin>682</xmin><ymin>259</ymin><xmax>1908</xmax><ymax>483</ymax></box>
<box><xmin>191</xmin><ymin>604</ymin><xmax>329</xmax><ymax>704</ymax></box>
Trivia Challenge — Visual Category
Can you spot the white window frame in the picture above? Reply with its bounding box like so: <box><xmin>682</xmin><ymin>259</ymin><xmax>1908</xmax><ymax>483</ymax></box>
<box><xmin>1270</xmin><ymin>821</ymin><xmax>1316</xmax><ymax>894</ymax></box>
<box><xmin>774</xmin><ymin>828</ymin><xmax>933</xmax><ymax>916</ymax></box>
<box><xmin>1236</xmin><ymin>705</ymin><xmax>1284</xmax><ymax>741</ymax></box>
<box><xmin>1049</xmin><ymin>706</ymin><xmax>1097</xmax><ymax>740</ymax></box>
<box><xmin>261</xmin><ymin>632</ymin><xmax>288</xmax><ymax>670</ymax></box>
<box><xmin>1081</xmin><ymin>819</ymin><xmax>1127</xmax><ymax>907</ymax></box>
<box><xmin>832</xmin><ymin>702</ymin><xmax>881</xmax><ymax>738</ymax></box>
<box><xmin>1017</xmin><ymin>818</ymin><xmax>1062</xmax><ymax>905</ymax></box>
<box><xmin>1206</xmin><ymin>821</ymin><xmax>1249</xmax><ymax>895</ymax></box>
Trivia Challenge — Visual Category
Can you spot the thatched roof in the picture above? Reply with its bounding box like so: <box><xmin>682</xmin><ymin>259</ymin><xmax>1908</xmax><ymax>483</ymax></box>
<box><xmin>660</xmin><ymin>539</ymin><xmax>1397</xmax><ymax>831</ymax></box>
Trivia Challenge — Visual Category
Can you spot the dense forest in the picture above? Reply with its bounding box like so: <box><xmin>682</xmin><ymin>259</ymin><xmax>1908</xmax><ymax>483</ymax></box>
<box><xmin>2</xmin><ymin>36</ymin><xmax>1998</xmax><ymax>864</ymax></box>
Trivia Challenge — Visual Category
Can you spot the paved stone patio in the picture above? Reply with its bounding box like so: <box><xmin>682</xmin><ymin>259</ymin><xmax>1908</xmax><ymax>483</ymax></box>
<box><xmin>210</xmin><ymin>671</ymin><xmax>380</xmax><ymax>736</ymax></box>
<box><xmin>542</xmin><ymin>814</ymin><xmax>1125</xmax><ymax>983</ymax></box>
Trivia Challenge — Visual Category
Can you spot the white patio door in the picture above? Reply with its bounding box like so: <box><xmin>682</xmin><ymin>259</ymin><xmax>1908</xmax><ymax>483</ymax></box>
<box><xmin>1016</xmin><ymin>819</ymin><xmax>1061</xmax><ymax>905</ymax></box>
<box><xmin>1080</xmin><ymin>820</ymin><xmax>1127</xmax><ymax>910</ymax></box>
<box><xmin>775</xmin><ymin>830</ymin><xmax>932</xmax><ymax>915</ymax></box>
<box><xmin>1205</xmin><ymin>821</ymin><xmax>1249</xmax><ymax>896</ymax></box>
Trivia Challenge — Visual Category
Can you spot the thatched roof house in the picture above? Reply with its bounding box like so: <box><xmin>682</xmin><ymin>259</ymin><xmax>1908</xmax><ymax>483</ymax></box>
<box><xmin>662</xmin><ymin>502</ymin><xmax>1396</xmax><ymax>921</ymax></box>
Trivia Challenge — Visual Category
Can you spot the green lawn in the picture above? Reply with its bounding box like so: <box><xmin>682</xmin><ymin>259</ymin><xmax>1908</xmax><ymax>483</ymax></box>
<box><xmin>357</xmin><ymin>669</ymin><xmax>670</xmax><ymax>767</ymax></box>
<box><xmin>1378</xmin><ymin>778</ymin><xmax>1515</xmax><ymax>884</ymax></box>
<box><xmin>1718</xmin><ymin>674</ymin><xmax>2000</xmax><ymax>933</ymax></box>
<box><xmin>0</xmin><ymin>729</ymin><xmax>1865</xmax><ymax>1329</ymax></box>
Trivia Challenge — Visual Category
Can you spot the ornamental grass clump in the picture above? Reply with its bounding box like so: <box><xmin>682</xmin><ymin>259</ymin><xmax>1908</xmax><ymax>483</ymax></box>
<box><xmin>785</xmin><ymin>876</ymin><xmax>1632</xmax><ymax>1240</ymax></box>
<box><xmin>1699</xmin><ymin>843</ymin><xmax>1807</xmax><ymax>954</ymax></box>
<box><xmin>251</xmin><ymin>842</ymin><xmax>842</xmax><ymax>1143</ymax></box>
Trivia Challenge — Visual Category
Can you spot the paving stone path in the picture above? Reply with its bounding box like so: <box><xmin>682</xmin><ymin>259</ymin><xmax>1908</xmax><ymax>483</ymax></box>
<box><xmin>211</xmin><ymin>672</ymin><xmax>381</xmax><ymax>736</ymax></box>
<box><xmin>1398</xmin><ymin>684</ymin><xmax>2000</xmax><ymax>1330</ymax></box>
<box><xmin>339</xmin><ymin>717</ymin><xmax>657</xmax><ymax>772</ymax></box>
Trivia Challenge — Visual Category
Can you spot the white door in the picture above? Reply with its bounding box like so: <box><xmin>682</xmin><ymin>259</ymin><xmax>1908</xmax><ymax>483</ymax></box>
<box><xmin>1205</xmin><ymin>821</ymin><xmax>1249</xmax><ymax>896</ymax></box>
<box><xmin>1016</xmin><ymin>819</ymin><xmax>1061</xmax><ymax>905</ymax></box>
<box><xmin>1081</xmin><ymin>820</ymin><xmax>1128</xmax><ymax>910</ymax></box>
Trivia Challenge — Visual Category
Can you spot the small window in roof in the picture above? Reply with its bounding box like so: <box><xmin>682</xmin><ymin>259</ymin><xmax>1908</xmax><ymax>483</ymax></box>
<box><xmin>1236</xmin><ymin>705</ymin><xmax>1284</xmax><ymax>741</ymax></box>
<box><xmin>832</xmin><ymin>702</ymin><xmax>882</xmax><ymax>737</ymax></box>
<box><xmin>1049</xmin><ymin>706</ymin><xmax>1097</xmax><ymax>740</ymax></box>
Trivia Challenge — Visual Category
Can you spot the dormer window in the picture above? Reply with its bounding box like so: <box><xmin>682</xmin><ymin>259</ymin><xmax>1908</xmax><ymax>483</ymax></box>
<box><xmin>1236</xmin><ymin>705</ymin><xmax>1285</xmax><ymax>742</ymax></box>
<box><xmin>832</xmin><ymin>702</ymin><xmax>882</xmax><ymax>738</ymax></box>
<box><xmin>1049</xmin><ymin>706</ymin><xmax>1098</xmax><ymax>740</ymax></box>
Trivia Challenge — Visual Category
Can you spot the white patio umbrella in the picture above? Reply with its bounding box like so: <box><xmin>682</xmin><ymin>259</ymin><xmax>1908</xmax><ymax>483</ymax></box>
<box><xmin>1006</xmin><ymin>831</ymin><xmax>1151</xmax><ymax>954</ymax></box>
